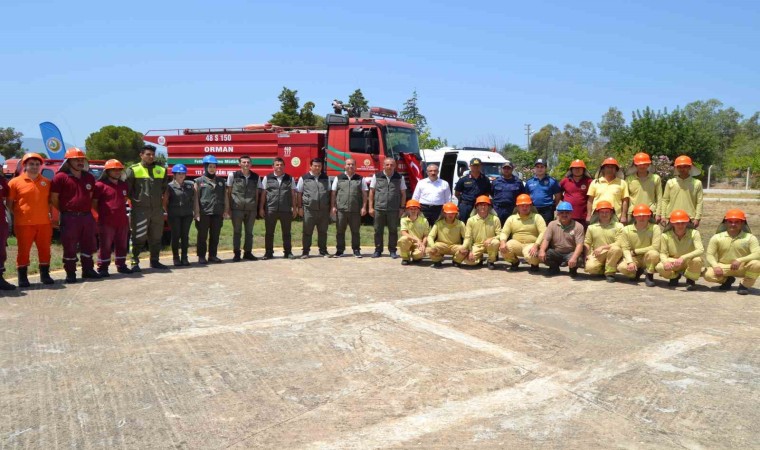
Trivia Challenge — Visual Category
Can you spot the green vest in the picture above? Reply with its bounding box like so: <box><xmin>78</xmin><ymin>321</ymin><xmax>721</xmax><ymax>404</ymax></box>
<box><xmin>265</xmin><ymin>173</ymin><xmax>293</xmax><ymax>212</ymax></box>
<box><xmin>301</xmin><ymin>172</ymin><xmax>330</xmax><ymax>212</ymax></box>
<box><xmin>166</xmin><ymin>180</ymin><xmax>195</xmax><ymax>217</ymax></box>
<box><xmin>230</xmin><ymin>170</ymin><xmax>259</xmax><ymax>211</ymax></box>
<box><xmin>336</xmin><ymin>173</ymin><xmax>364</xmax><ymax>213</ymax></box>
<box><xmin>374</xmin><ymin>171</ymin><xmax>402</xmax><ymax>211</ymax></box>
<box><xmin>195</xmin><ymin>175</ymin><xmax>226</xmax><ymax>215</ymax></box>
<box><xmin>127</xmin><ymin>163</ymin><xmax>167</xmax><ymax>210</ymax></box>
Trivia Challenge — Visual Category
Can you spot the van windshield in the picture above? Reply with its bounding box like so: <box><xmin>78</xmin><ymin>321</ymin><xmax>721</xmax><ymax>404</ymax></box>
<box><xmin>480</xmin><ymin>163</ymin><xmax>502</xmax><ymax>179</ymax></box>
<box><xmin>384</xmin><ymin>126</ymin><xmax>420</xmax><ymax>158</ymax></box>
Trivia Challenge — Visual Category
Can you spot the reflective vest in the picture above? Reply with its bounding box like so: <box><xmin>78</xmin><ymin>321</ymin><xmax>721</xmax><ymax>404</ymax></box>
<box><xmin>128</xmin><ymin>163</ymin><xmax>166</xmax><ymax>210</ymax></box>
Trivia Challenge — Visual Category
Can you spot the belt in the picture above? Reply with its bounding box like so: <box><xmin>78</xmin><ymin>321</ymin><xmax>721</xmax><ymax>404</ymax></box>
<box><xmin>420</xmin><ymin>204</ymin><xmax>442</xmax><ymax>208</ymax></box>
<box><xmin>61</xmin><ymin>211</ymin><xmax>92</xmax><ymax>216</ymax></box>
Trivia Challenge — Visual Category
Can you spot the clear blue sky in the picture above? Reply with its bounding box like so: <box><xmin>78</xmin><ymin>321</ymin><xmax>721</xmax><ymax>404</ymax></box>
<box><xmin>2</xmin><ymin>0</ymin><xmax>758</xmax><ymax>150</ymax></box>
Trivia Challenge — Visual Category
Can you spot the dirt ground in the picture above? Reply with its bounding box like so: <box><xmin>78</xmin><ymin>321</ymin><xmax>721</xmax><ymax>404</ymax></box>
<box><xmin>1</xmin><ymin>253</ymin><xmax>758</xmax><ymax>449</ymax></box>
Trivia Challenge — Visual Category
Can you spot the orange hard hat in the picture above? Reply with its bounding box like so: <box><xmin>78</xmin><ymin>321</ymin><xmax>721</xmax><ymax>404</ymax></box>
<box><xmin>442</xmin><ymin>202</ymin><xmax>458</xmax><ymax>214</ymax></box>
<box><xmin>601</xmin><ymin>157</ymin><xmax>619</xmax><ymax>168</ymax></box>
<box><xmin>515</xmin><ymin>194</ymin><xmax>533</xmax><ymax>206</ymax></box>
<box><xmin>569</xmin><ymin>159</ymin><xmax>586</xmax><ymax>169</ymax></box>
<box><xmin>724</xmin><ymin>209</ymin><xmax>746</xmax><ymax>221</ymax></box>
<box><xmin>21</xmin><ymin>153</ymin><xmax>44</xmax><ymax>165</ymax></box>
<box><xmin>104</xmin><ymin>159</ymin><xmax>124</xmax><ymax>170</ymax></box>
<box><xmin>64</xmin><ymin>147</ymin><xmax>87</xmax><ymax>159</ymax></box>
<box><xmin>475</xmin><ymin>195</ymin><xmax>492</xmax><ymax>206</ymax></box>
<box><xmin>595</xmin><ymin>200</ymin><xmax>614</xmax><ymax>211</ymax></box>
<box><xmin>632</xmin><ymin>204</ymin><xmax>652</xmax><ymax>217</ymax></box>
<box><xmin>405</xmin><ymin>199</ymin><xmax>421</xmax><ymax>209</ymax></box>
<box><xmin>633</xmin><ymin>152</ymin><xmax>652</xmax><ymax>165</ymax></box>
<box><xmin>674</xmin><ymin>155</ymin><xmax>693</xmax><ymax>167</ymax></box>
<box><xmin>669</xmin><ymin>209</ymin><xmax>691</xmax><ymax>224</ymax></box>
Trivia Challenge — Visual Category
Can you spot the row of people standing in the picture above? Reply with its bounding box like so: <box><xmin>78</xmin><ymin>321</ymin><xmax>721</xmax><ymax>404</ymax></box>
<box><xmin>439</xmin><ymin>152</ymin><xmax>703</xmax><ymax>232</ymax></box>
<box><xmin>0</xmin><ymin>149</ymin><xmax>135</xmax><ymax>290</ymax></box>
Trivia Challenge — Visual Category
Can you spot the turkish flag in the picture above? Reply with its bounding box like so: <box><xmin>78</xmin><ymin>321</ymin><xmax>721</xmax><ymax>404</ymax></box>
<box><xmin>401</xmin><ymin>152</ymin><xmax>423</xmax><ymax>193</ymax></box>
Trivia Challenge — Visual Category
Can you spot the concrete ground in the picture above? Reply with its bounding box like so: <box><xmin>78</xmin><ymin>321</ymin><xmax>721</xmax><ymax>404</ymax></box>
<box><xmin>1</xmin><ymin>252</ymin><xmax>759</xmax><ymax>449</ymax></box>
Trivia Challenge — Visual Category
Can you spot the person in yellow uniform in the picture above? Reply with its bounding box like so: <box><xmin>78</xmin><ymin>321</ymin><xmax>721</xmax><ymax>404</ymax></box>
<box><xmin>586</xmin><ymin>157</ymin><xmax>630</xmax><ymax>224</ymax></box>
<box><xmin>703</xmin><ymin>209</ymin><xmax>760</xmax><ymax>295</ymax></box>
<box><xmin>656</xmin><ymin>209</ymin><xmax>704</xmax><ymax>291</ymax></box>
<box><xmin>616</xmin><ymin>204</ymin><xmax>661</xmax><ymax>287</ymax></box>
<box><xmin>499</xmin><ymin>194</ymin><xmax>546</xmax><ymax>272</ymax></box>
<box><xmin>461</xmin><ymin>195</ymin><xmax>502</xmax><ymax>269</ymax></box>
<box><xmin>584</xmin><ymin>200</ymin><xmax>624</xmax><ymax>282</ymax></box>
<box><xmin>661</xmin><ymin>155</ymin><xmax>703</xmax><ymax>228</ymax></box>
<box><xmin>397</xmin><ymin>199</ymin><xmax>430</xmax><ymax>265</ymax></box>
<box><xmin>427</xmin><ymin>202</ymin><xmax>467</xmax><ymax>268</ymax></box>
<box><xmin>625</xmin><ymin>152</ymin><xmax>663</xmax><ymax>223</ymax></box>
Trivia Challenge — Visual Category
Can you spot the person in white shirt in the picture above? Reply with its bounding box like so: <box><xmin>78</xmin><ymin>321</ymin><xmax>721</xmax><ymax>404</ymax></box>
<box><xmin>412</xmin><ymin>163</ymin><xmax>451</xmax><ymax>225</ymax></box>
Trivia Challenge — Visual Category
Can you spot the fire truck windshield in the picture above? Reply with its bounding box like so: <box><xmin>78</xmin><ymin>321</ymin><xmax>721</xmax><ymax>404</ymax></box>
<box><xmin>384</xmin><ymin>126</ymin><xmax>420</xmax><ymax>158</ymax></box>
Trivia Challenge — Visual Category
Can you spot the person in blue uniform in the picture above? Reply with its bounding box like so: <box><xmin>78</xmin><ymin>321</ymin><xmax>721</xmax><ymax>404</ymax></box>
<box><xmin>454</xmin><ymin>158</ymin><xmax>491</xmax><ymax>222</ymax></box>
<box><xmin>491</xmin><ymin>160</ymin><xmax>525</xmax><ymax>225</ymax></box>
<box><xmin>525</xmin><ymin>158</ymin><xmax>561</xmax><ymax>225</ymax></box>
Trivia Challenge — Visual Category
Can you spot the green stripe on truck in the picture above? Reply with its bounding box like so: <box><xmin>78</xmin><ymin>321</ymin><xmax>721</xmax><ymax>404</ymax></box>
<box><xmin>168</xmin><ymin>157</ymin><xmax>275</xmax><ymax>165</ymax></box>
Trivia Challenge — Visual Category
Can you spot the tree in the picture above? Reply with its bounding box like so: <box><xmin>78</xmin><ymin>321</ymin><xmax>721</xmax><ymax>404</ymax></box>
<box><xmin>0</xmin><ymin>127</ymin><xmax>26</xmax><ymax>160</ymax></box>
<box><xmin>418</xmin><ymin>130</ymin><xmax>447</xmax><ymax>150</ymax></box>
<box><xmin>270</xmin><ymin>87</ymin><xmax>302</xmax><ymax>127</ymax></box>
<box><xmin>347</xmin><ymin>89</ymin><xmax>369</xmax><ymax>116</ymax></box>
<box><xmin>299</xmin><ymin>101</ymin><xmax>325</xmax><ymax>128</ymax></box>
<box><xmin>84</xmin><ymin>125</ymin><xmax>144</xmax><ymax>165</ymax></box>
<box><xmin>399</xmin><ymin>90</ymin><xmax>427</xmax><ymax>133</ymax></box>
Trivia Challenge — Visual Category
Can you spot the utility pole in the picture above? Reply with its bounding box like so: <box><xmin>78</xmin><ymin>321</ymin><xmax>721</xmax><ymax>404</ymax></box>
<box><xmin>524</xmin><ymin>124</ymin><xmax>532</xmax><ymax>151</ymax></box>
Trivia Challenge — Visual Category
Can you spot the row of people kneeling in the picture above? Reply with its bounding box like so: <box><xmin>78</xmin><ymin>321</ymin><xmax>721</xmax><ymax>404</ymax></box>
<box><xmin>397</xmin><ymin>195</ymin><xmax>759</xmax><ymax>296</ymax></box>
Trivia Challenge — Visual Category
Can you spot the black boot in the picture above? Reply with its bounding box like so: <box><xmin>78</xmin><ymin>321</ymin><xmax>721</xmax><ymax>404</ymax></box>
<box><xmin>17</xmin><ymin>267</ymin><xmax>31</xmax><ymax>288</ymax></box>
<box><xmin>65</xmin><ymin>271</ymin><xmax>78</xmax><ymax>283</ymax></box>
<box><xmin>82</xmin><ymin>268</ymin><xmax>102</xmax><ymax>279</ymax></box>
<box><xmin>668</xmin><ymin>275</ymin><xmax>681</xmax><ymax>287</ymax></box>
<box><xmin>719</xmin><ymin>276</ymin><xmax>736</xmax><ymax>291</ymax></box>
<box><xmin>97</xmin><ymin>266</ymin><xmax>111</xmax><ymax>278</ymax></box>
<box><xmin>644</xmin><ymin>273</ymin><xmax>655</xmax><ymax>287</ymax></box>
<box><xmin>173</xmin><ymin>257</ymin><xmax>182</xmax><ymax>267</ymax></box>
<box><xmin>233</xmin><ymin>251</ymin><xmax>241</xmax><ymax>262</ymax></box>
<box><xmin>0</xmin><ymin>274</ymin><xmax>16</xmax><ymax>290</ymax></box>
<box><xmin>686</xmin><ymin>278</ymin><xmax>697</xmax><ymax>291</ymax></box>
<box><xmin>40</xmin><ymin>266</ymin><xmax>55</xmax><ymax>285</ymax></box>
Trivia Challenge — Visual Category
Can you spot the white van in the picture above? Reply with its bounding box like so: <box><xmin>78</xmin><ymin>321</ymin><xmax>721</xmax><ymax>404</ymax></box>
<box><xmin>420</xmin><ymin>147</ymin><xmax>509</xmax><ymax>202</ymax></box>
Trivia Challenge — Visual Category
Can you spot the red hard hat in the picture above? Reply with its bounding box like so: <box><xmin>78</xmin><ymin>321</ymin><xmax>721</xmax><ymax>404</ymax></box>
<box><xmin>405</xmin><ymin>199</ymin><xmax>421</xmax><ymax>209</ymax></box>
<box><xmin>669</xmin><ymin>210</ymin><xmax>691</xmax><ymax>224</ymax></box>
<box><xmin>674</xmin><ymin>155</ymin><xmax>693</xmax><ymax>167</ymax></box>
<box><xmin>601</xmin><ymin>157</ymin><xmax>619</xmax><ymax>168</ymax></box>
<box><xmin>442</xmin><ymin>202</ymin><xmax>458</xmax><ymax>214</ymax></box>
<box><xmin>104</xmin><ymin>159</ymin><xmax>124</xmax><ymax>170</ymax></box>
<box><xmin>64</xmin><ymin>147</ymin><xmax>87</xmax><ymax>159</ymax></box>
<box><xmin>515</xmin><ymin>194</ymin><xmax>533</xmax><ymax>206</ymax></box>
<box><xmin>595</xmin><ymin>201</ymin><xmax>614</xmax><ymax>211</ymax></box>
<box><xmin>632</xmin><ymin>204</ymin><xmax>652</xmax><ymax>217</ymax></box>
<box><xmin>569</xmin><ymin>159</ymin><xmax>586</xmax><ymax>169</ymax></box>
<box><xmin>633</xmin><ymin>152</ymin><xmax>652</xmax><ymax>165</ymax></box>
<box><xmin>724</xmin><ymin>209</ymin><xmax>746</xmax><ymax>221</ymax></box>
<box><xmin>475</xmin><ymin>195</ymin><xmax>492</xmax><ymax>206</ymax></box>
<box><xmin>22</xmin><ymin>153</ymin><xmax>44</xmax><ymax>165</ymax></box>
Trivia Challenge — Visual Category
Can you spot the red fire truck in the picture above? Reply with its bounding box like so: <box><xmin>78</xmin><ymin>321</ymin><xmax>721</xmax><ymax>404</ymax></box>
<box><xmin>142</xmin><ymin>107</ymin><xmax>424</xmax><ymax>190</ymax></box>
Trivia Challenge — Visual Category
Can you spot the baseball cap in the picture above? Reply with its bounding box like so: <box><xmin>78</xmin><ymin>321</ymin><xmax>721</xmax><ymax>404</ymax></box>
<box><xmin>501</xmin><ymin>160</ymin><xmax>514</xmax><ymax>168</ymax></box>
<box><xmin>469</xmin><ymin>158</ymin><xmax>482</xmax><ymax>166</ymax></box>
<box><xmin>534</xmin><ymin>158</ymin><xmax>547</xmax><ymax>167</ymax></box>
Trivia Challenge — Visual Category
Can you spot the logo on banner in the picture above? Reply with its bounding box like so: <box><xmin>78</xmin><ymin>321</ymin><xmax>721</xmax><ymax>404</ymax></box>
<box><xmin>46</xmin><ymin>137</ymin><xmax>62</xmax><ymax>152</ymax></box>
